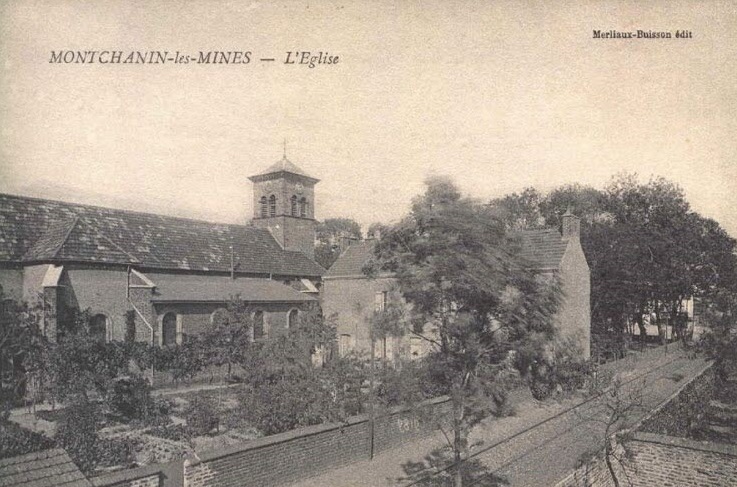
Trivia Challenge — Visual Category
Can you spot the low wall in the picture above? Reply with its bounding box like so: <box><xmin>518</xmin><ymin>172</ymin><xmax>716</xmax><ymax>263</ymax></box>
<box><xmin>639</xmin><ymin>363</ymin><xmax>715</xmax><ymax>437</ymax></box>
<box><xmin>184</xmin><ymin>396</ymin><xmax>450</xmax><ymax>487</ymax></box>
<box><xmin>91</xmin><ymin>461</ymin><xmax>182</xmax><ymax>487</ymax></box>
<box><xmin>556</xmin><ymin>432</ymin><xmax>737</xmax><ymax>487</ymax></box>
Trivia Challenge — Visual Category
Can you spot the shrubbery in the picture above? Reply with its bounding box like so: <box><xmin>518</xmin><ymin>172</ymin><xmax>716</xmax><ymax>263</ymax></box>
<box><xmin>0</xmin><ymin>419</ymin><xmax>54</xmax><ymax>460</ymax></box>
<box><xmin>184</xmin><ymin>396</ymin><xmax>219</xmax><ymax>435</ymax></box>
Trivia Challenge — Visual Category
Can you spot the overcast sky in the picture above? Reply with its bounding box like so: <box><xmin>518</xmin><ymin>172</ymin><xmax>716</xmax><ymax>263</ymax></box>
<box><xmin>1</xmin><ymin>1</ymin><xmax>735</xmax><ymax>237</ymax></box>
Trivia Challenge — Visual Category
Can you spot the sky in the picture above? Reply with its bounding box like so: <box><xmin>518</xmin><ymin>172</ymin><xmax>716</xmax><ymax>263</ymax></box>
<box><xmin>1</xmin><ymin>0</ymin><xmax>736</xmax><ymax>237</ymax></box>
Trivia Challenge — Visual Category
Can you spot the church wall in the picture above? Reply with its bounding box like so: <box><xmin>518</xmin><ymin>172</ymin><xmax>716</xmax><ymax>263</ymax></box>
<box><xmin>22</xmin><ymin>264</ymin><xmax>51</xmax><ymax>305</ymax></box>
<box><xmin>0</xmin><ymin>265</ymin><xmax>23</xmax><ymax>302</ymax></box>
<box><xmin>64</xmin><ymin>266</ymin><xmax>131</xmax><ymax>341</ymax></box>
<box><xmin>153</xmin><ymin>302</ymin><xmax>309</xmax><ymax>342</ymax></box>
<box><xmin>555</xmin><ymin>241</ymin><xmax>591</xmax><ymax>358</ymax></box>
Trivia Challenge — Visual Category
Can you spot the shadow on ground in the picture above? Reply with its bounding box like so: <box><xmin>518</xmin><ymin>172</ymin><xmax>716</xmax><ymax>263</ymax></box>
<box><xmin>395</xmin><ymin>445</ymin><xmax>508</xmax><ymax>487</ymax></box>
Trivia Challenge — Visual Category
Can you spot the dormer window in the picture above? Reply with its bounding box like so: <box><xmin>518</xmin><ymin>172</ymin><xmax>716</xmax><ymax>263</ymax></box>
<box><xmin>291</xmin><ymin>195</ymin><xmax>298</xmax><ymax>216</ymax></box>
<box><xmin>259</xmin><ymin>196</ymin><xmax>268</xmax><ymax>218</ymax></box>
<box><xmin>299</xmin><ymin>197</ymin><xmax>307</xmax><ymax>218</ymax></box>
<box><xmin>269</xmin><ymin>195</ymin><xmax>277</xmax><ymax>217</ymax></box>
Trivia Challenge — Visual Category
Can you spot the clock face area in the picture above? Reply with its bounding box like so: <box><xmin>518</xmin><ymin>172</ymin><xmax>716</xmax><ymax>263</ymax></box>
<box><xmin>295</xmin><ymin>183</ymin><xmax>304</xmax><ymax>195</ymax></box>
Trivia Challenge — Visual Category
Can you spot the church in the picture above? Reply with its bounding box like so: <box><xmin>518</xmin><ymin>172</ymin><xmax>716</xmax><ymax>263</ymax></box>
<box><xmin>0</xmin><ymin>155</ymin><xmax>324</xmax><ymax>346</ymax></box>
<box><xmin>1</xmin><ymin>153</ymin><xmax>591</xmax><ymax>360</ymax></box>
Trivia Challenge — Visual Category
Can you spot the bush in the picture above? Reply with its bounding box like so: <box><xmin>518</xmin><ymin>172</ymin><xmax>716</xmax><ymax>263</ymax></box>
<box><xmin>55</xmin><ymin>400</ymin><xmax>101</xmax><ymax>472</ymax></box>
<box><xmin>96</xmin><ymin>437</ymin><xmax>137</xmax><ymax>470</ymax></box>
<box><xmin>0</xmin><ymin>420</ymin><xmax>54</xmax><ymax>460</ymax></box>
<box><xmin>146</xmin><ymin>423</ymin><xmax>191</xmax><ymax>442</ymax></box>
<box><xmin>107</xmin><ymin>375</ymin><xmax>155</xmax><ymax>421</ymax></box>
<box><xmin>184</xmin><ymin>397</ymin><xmax>219</xmax><ymax>436</ymax></box>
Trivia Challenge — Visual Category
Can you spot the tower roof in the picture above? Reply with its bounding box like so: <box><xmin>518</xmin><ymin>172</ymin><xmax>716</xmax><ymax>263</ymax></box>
<box><xmin>248</xmin><ymin>156</ymin><xmax>319</xmax><ymax>183</ymax></box>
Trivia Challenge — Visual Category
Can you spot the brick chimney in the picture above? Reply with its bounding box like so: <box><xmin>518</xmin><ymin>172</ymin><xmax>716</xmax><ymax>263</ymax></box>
<box><xmin>561</xmin><ymin>207</ymin><xmax>581</xmax><ymax>240</ymax></box>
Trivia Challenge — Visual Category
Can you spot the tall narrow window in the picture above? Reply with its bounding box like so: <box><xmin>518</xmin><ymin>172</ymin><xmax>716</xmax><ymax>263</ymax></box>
<box><xmin>339</xmin><ymin>334</ymin><xmax>352</xmax><ymax>357</ymax></box>
<box><xmin>287</xmin><ymin>309</ymin><xmax>298</xmax><ymax>329</ymax></box>
<box><xmin>299</xmin><ymin>198</ymin><xmax>307</xmax><ymax>218</ymax></box>
<box><xmin>253</xmin><ymin>310</ymin><xmax>265</xmax><ymax>340</ymax></box>
<box><xmin>375</xmin><ymin>291</ymin><xmax>387</xmax><ymax>312</ymax></box>
<box><xmin>269</xmin><ymin>195</ymin><xmax>277</xmax><ymax>217</ymax></box>
<box><xmin>162</xmin><ymin>312</ymin><xmax>177</xmax><ymax>346</ymax></box>
<box><xmin>259</xmin><ymin>196</ymin><xmax>268</xmax><ymax>218</ymax></box>
<box><xmin>90</xmin><ymin>314</ymin><xmax>108</xmax><ymax>343</ymax></box>
<box><xmin>290</xmin><ymin>195</ymin><xmax>298</xmax><ymax>216</ymax></box>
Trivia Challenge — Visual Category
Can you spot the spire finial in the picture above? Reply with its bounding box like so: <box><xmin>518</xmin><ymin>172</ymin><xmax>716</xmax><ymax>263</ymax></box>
<box><xmin>283</xmin><ymin>138</ymin><xmax>287</xmax><ymax>159</ymax></box>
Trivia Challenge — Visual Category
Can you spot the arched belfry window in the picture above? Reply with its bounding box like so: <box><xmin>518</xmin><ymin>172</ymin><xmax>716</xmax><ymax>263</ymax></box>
<box><xmin>259</xmin><ymin>196</ymin><xmax>268</xmax><ymax>218</ymax></box>
<box><xmin>269</xmin><ymin>195</ymin><xmax>277</xmax><ymax>217</ymax></box>
<box><xmin>90</xmin><ymin>314</ymin><xmax>108</xmax><ymax>343</ymax></box>
<box><xmin>291</xmin><ymin>195</ymin><xmax>298</xmax><ymax>216</ymax></box>
<box><xmin>299</xmin><ymin>197</ymin><xmax>307</xmax><ymax>218</ymax></box>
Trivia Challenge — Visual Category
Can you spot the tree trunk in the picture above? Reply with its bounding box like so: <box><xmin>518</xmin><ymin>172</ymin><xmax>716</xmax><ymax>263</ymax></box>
<box><xmin>453</xmin><ymin>394</ymin><xmax>464</xmax><ymax>487</ymax></box>
<box><xmin>604</xmin><ymin>441</ymin><xmax>620</xmax><ymax>487</ymax></box>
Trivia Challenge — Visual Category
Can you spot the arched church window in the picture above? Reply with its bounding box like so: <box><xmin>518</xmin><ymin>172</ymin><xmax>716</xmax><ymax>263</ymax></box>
<box><xmin>299</xmin><ymin>197</ymin><xmax>307</xmax><ymax>218</ymax></box>
<box><xmin>90</xmin><ymin>314</ymin><xmax>108</xmax><ymax>343</ymax></box>
<box><xmin>259</xmin><ymin>196</ymin><xmax>268</xmax><ymax>218</ymax></box>
<box><xmin>162</xmin><ymin>312</ymin><xmax>177</xmax><ymax>346</ymax></box>
<box><xmin>269</xmin><ymin>195</ymin><xmax>277</xmax><ymax>217</ymax></box>
<box><xmin>287</xmin><ymin>309</ymin><xmax>298</xmax><ymax>329</ymax></box>
<box><xmin>253</xmin><ymin>310</ymin><xmax>265</xmax><ymax>340</ymax></box>
<box><xmin>291</xmin><ymin>195</ymin><xmax>298</xmax><ymax>216</ymax></box>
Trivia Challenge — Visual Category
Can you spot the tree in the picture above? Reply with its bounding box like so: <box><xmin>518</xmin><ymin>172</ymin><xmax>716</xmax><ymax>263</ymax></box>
<box><xmin>369</xmin><ymin>176</ymin><xmax>560</xmax><ymax>486</ymax></box>
<box><xmin>487</xmin><ymin>187</ymin><xmax>545</xmax><ymax>231</ymax></box>
<box><xmin>202</xmin><ymin>298</ymin><xmax>253</xmax><ymax>379</ymax></box>
<box><xmin>576</xmin><ymin>378</ymin><xmax>645</xmax><ymax>487</ymax></box>
<box><xmin>315</xmin><ymin>218</ymin><xmax>363</xmax><ymax>269</ymax></box>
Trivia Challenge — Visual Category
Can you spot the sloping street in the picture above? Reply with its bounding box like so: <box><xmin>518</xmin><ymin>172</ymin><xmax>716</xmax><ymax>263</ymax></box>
<box><xmin>292</xmin><ymin>347</ymin><xmax>709</xmax><ymax>487</ymax></box>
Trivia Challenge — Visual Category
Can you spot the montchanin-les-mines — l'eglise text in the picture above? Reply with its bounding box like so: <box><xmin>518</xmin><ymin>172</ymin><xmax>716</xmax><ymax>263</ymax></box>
<box><xmin>49</xmin><ymin>51</ymin><xmax>339</xmax><ymax>68</ymax></box>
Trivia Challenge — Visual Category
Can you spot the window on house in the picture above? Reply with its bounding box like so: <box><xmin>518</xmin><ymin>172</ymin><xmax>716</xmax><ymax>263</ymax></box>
<box><xmin>269</xmin><ymin>195</ymin><xmax>277</xmax><ymax>217</ymax></box>
<box><xmin>162</xmin><ymin>312</ymin><xmax>177</xmax><ymax>347</ymax></box>
<box><xmin>253</xmin><ymin>310</ymin><xmax>265</xmax><ymax>340</ymax></box>
<box><xmin>410</xmin><ymin>337</ymin><xmax>423</xmax><ymax>360</ymax></box>
<box><xmin>291</xmin><ymin>195</ymin><xmax>298</xmax><ymax>216</ymax></box>
<box><xmin>287</xmin><ymin>309</ymin><xmax>298</xmax><ymax>329</ymax></box>
<box><xmin>299</xmin><ymin>197</ymin><xmax>307</xmax><ymax>218</ymax></box>
<box><xmin>339</xmin><ymin>334</ymin><xmax>353</xmax><ymax>357</ymax></box>
<box><xmin>259</xmin><ymin>196</ymin><xmax>268</xmax><ymax>218</ymax></box>
<box><xmin>375</xmin><ymin>291</ymin><xmax>387</xmax><ymax>312</ymax></box>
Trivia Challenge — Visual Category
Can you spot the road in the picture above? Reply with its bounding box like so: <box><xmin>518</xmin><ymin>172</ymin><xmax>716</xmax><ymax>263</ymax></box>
<box><xmin>290</xmin><ymin>346</ymin><xmax>709</xmax><ymax>487</ymax></box>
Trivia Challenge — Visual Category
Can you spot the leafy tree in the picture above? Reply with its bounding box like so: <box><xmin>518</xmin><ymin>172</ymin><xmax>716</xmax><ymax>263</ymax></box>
<box><xmin>202</xmin><ymin>298</ymin><xmax>253</xmax><ymax>379</ymax></box>
<box><xmin>369</xmin><ymin>176</ymin><xmax>561</xmax><ymax>486</ymax></box>
<box><xmin>54</xmin><ymin>399</ymin><xmax>101</xmax><ymax>473</ymax></box>
<box><xmin>315</xmin><ymin>217</ymin><xmax>362</xmax><ymax>269</ymax></box>
<box><xmin>487</xmin><ymin>187</ymin><xmax>545</xmax><ymax>231</ymax></box>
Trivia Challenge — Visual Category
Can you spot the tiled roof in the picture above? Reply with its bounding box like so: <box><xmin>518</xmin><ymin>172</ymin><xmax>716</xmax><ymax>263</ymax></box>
<box><xmin>324</xmin><ymin>240</ymin><xmax>377</xmax><ymax>277</ymax></box>
<box><xmin>248</xmin><ymin>156</ymin><xmax>318</xmax><ymax>182</ymax></box>
<box><xmin>326</xmin><ymin>230</ymin><xmax>570</xmax><ymax>278</ymax></box>
<box><xmin>514</xmin><ymin>228</ymin><xmax>569</xmax><ymax>269</ymax></box>
<box><xmin>149</xmin><ymin>274</ymin><xmax>318</xmax><ymax>303</ymax></box>
<box><xmin>0</xmin><ymin>193</ymin><xmax>323</xmax><ymax>277</ymax></box>
<box><xmin>0</xmin><ymin>448</ymin><xmax>91</xmax><ymax>487</ymax></box>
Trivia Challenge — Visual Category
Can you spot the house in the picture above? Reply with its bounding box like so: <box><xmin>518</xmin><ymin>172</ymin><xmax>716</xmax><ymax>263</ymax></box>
<box><xmin>323</xmin><ymin>210</ymin><xmax>591</xmax><ymax>360</ymax></box>
<box><xmin>0</xmin><ymin>448</ymin><xmax>91</xmax><ymax>487</ymax></box>
<box><xmin>0</xmin><ymin>155</ymin><xmax>324</xmax><ymax>347</ymax></box>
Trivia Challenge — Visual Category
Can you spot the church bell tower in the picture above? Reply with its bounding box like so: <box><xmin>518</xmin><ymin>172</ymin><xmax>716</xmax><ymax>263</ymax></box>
<box><xmin>248</xmin><ymin>150</ymin><xmax>319</xmax><ymax>259</ymax></box>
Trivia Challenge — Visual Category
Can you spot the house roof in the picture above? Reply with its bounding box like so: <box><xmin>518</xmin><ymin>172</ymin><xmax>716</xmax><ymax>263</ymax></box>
<box><xmin>0</xmin><ymin>448</ymin><xmax>91</xmax><ymax>487</ymax></box>
<box><xmin>0</xmin><ymin>193</ymin><xmax>324</xmax><ymax>277</ymax></box>
<box><xmin>326</xmin><ymin>229</ymin><xmax>571</xmax><ymax>278</ymax></box>
<box><xmin>514</xmin><ymin>228</ymin><xmax>569</xmax><ymax>270</ymax></box>
<box><xmin>324</xmin><ymin>240</ymin><xmax>377</xmax><ymax>278</ymax></box>
<box><xmin>248</xmin><ymin>156</ymin><xmax>319</xmax><ymax>183</ymax></box>
<box><xmin>149</xmin><ymin>274</ymin><xmax>318</xmax><ymax>303</ymax></box>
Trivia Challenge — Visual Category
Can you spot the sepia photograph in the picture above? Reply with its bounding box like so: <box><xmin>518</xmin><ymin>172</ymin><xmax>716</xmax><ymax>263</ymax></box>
<box><xmin>0</xmin><ymin>1</ymin><xmax>736</xmax><ymax>486</ymax></box>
